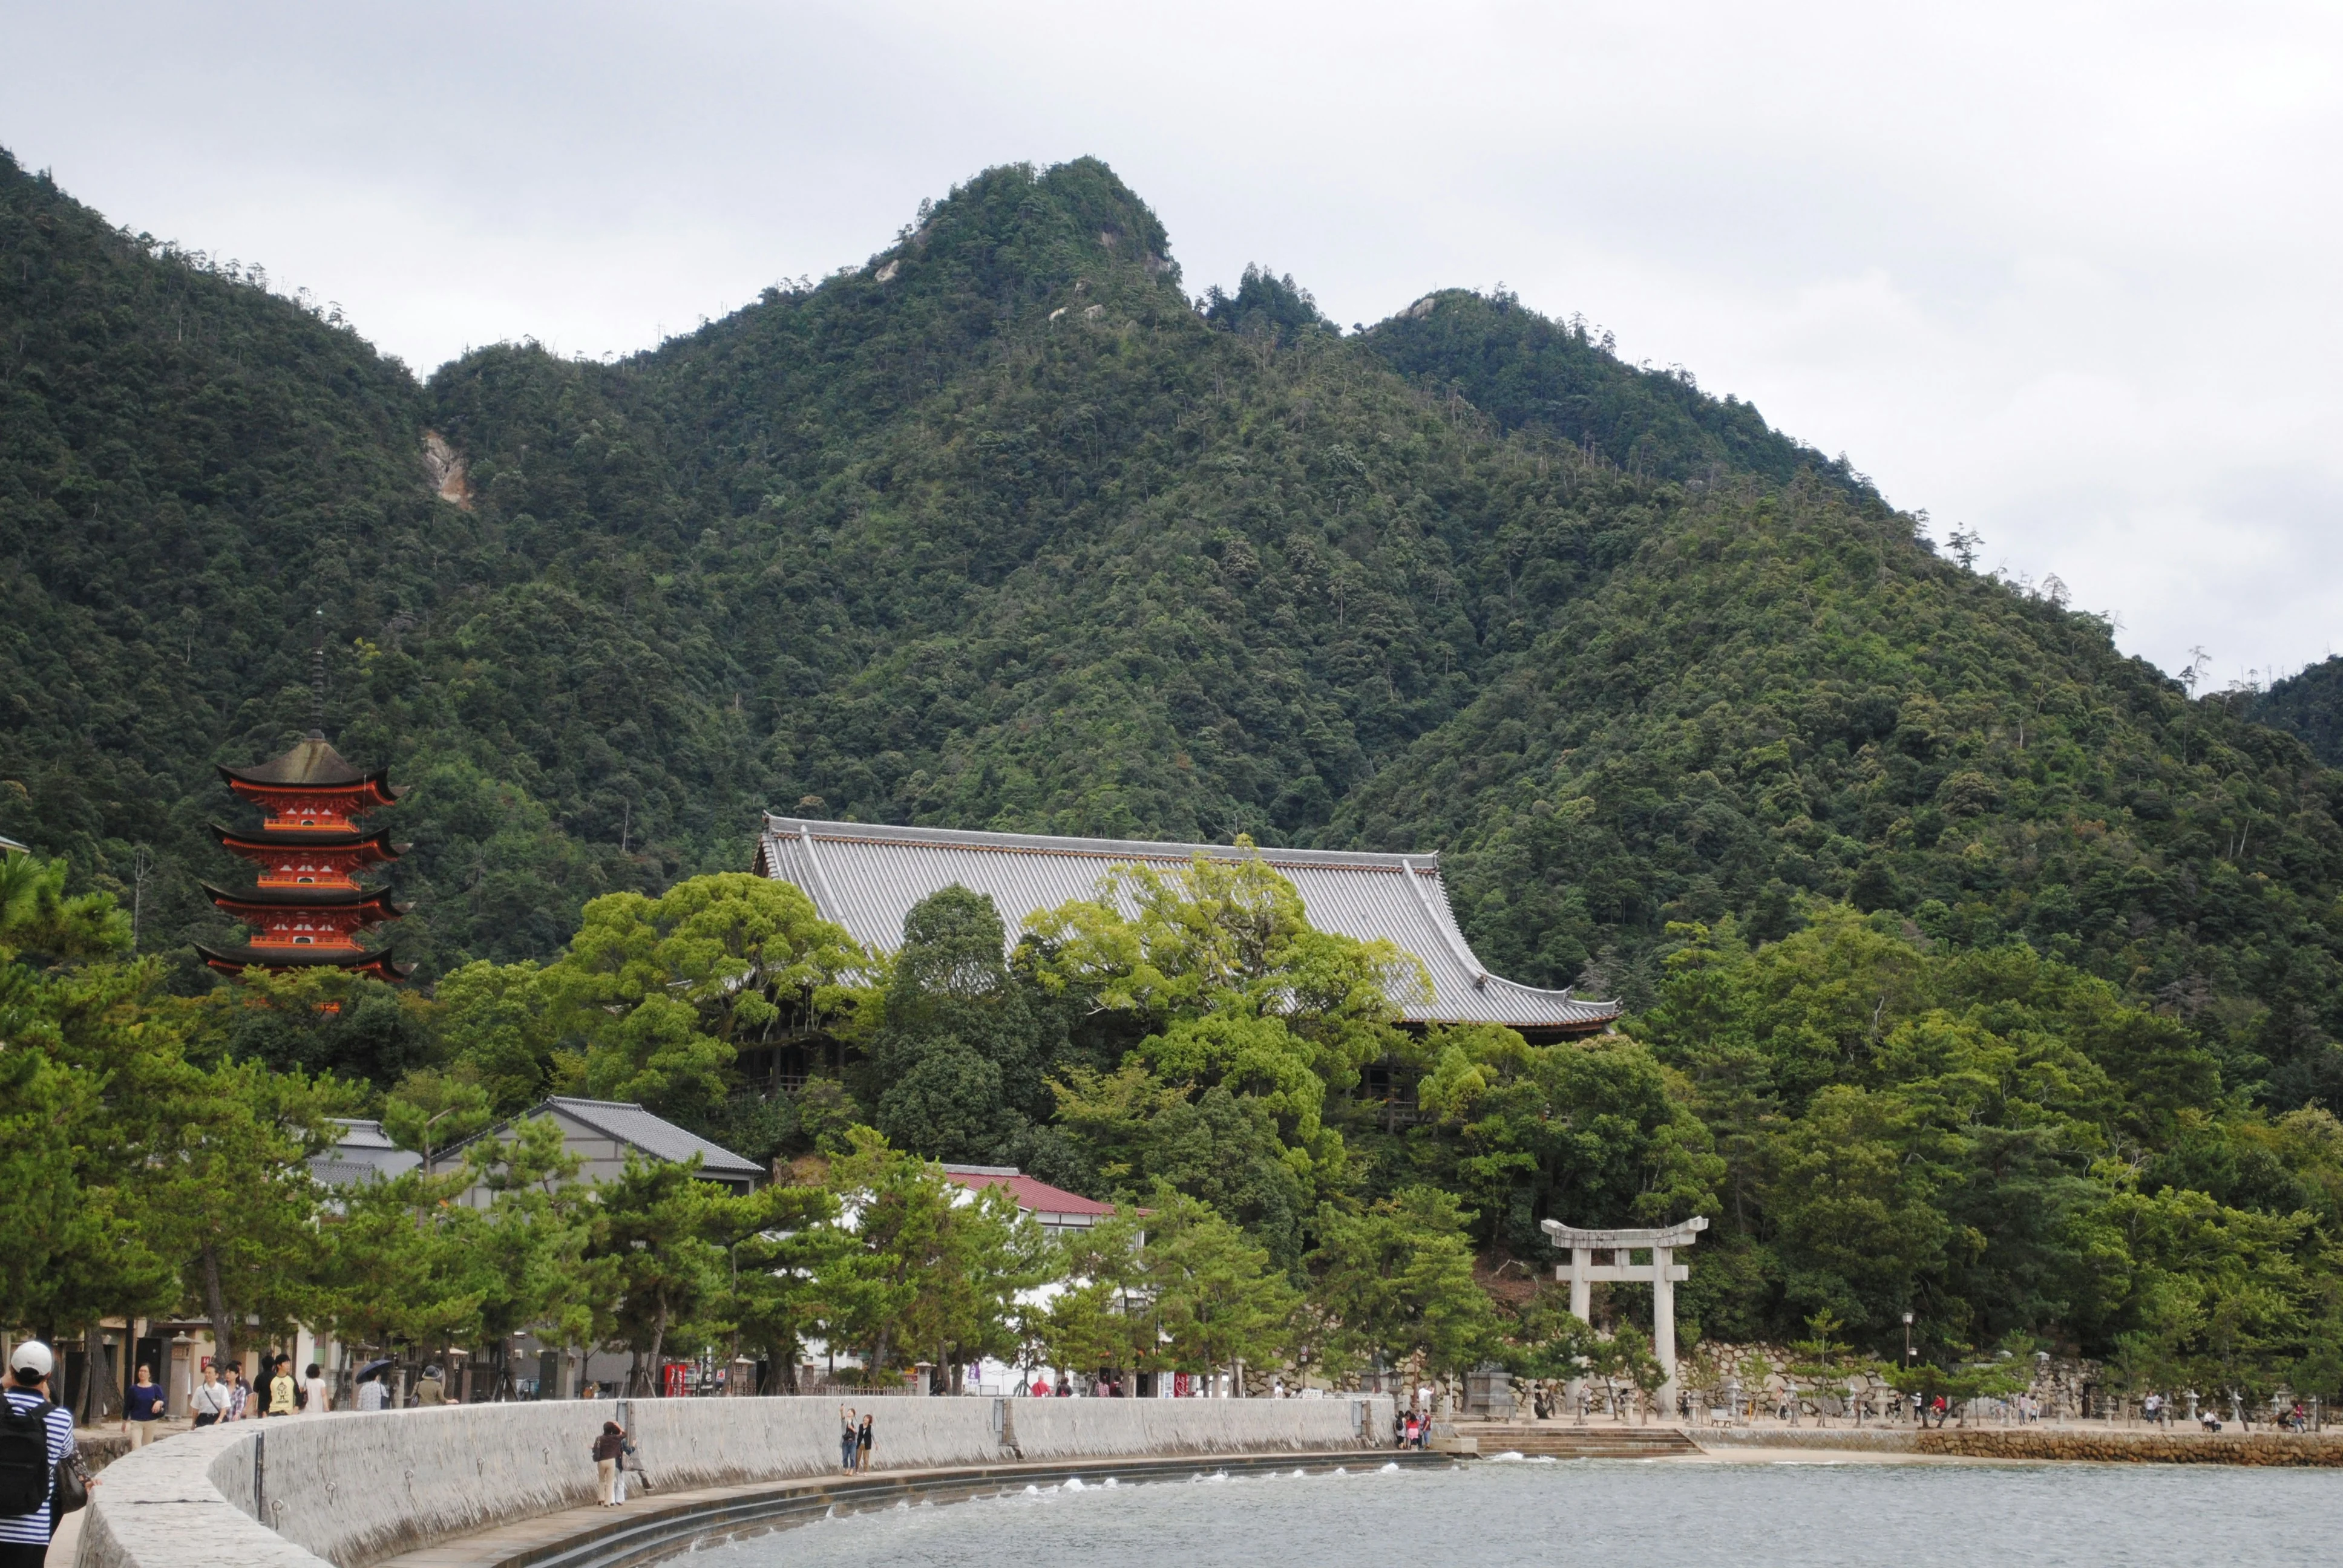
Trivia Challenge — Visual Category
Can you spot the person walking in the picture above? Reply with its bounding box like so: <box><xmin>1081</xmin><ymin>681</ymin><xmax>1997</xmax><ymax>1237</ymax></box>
<box><xmin>591</xmin><ymin>1422</ymin><xmax>624</xmax><ymax>1507</ymax></box>
<box><xmin>838</xmin><ymin>1405</ymin><xmax>857</xmax><ymax>1472</ymax></box>
<box><xmin>415</xmin><ymin>1366</ymin><xmax>446</xmax><ymax>1407</ymax></box>
<box><xmin>301</xmin><ymin>1363</ymin><xmax>330</xmax><ymax>1415</ymax></box>
<box><xmin>0</xmin><ymin>1341</ymin><xmax>92</xmax><ymax>1568</ymax></box>
<box><xmin>355</xmin><ymin>1370</ymin><xmax>387</xmax><ymax>1413</ymax></box>
<box><xmin>122</xmin><ymin>1365</ymin><xmax>165</xmax><ymax>1449</ymax></box>
<box><xmin>189</xmin><ymin>1364</ymin><xmax>231</xmax><ymax>1428</ymax></box>
<box><xmin>856</xmin><ymin>1412</ymin><xmax>874</xmax><ymax>1472</ymax></box>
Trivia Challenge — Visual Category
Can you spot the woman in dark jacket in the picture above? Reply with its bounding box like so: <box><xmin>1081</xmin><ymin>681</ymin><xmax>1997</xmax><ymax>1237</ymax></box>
<box><xmin>592</xmin><ymin>1422</ymin><xmax>625</xmax><ymax>1507</ymax></box>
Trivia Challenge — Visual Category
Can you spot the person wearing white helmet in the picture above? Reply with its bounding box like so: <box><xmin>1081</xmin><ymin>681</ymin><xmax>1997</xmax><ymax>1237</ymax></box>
<box><xmin>0</xmin><ymin>1341</ymin><xmax>90</xmax><ymax>1566</ymax></box>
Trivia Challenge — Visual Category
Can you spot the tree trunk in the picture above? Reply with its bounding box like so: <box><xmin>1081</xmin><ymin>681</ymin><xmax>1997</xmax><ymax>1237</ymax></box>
<box><xmin>643</xmin><ymin>1302</ymin><xmax>670</xmax><ymax>1396</ymax></box>
<box><xmin>76</xmin><ymin>1325</ymin><xmax>100</xmax><ymax>1425</ymax></box>
<box><xmin>200</xmin><ymin>1243</ymin><xmax>237</xmax><ymax>1377</ymax></box>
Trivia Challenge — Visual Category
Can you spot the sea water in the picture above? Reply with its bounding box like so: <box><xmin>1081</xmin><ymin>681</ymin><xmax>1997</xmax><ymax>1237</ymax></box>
<box><xmin>690</xmin><ymin>1458</ymin><xmax>2343</xmax><ymax>1567</ymax></box>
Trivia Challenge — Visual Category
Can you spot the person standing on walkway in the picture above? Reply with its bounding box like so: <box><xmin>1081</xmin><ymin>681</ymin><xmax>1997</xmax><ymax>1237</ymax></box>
<box><xmin>189</xmin><ymin>1364</ymin><xmax>231</xmax><ymax>1428</ymax></box>
<box><xmin>266</xmin><ymin>1356</ymin><xmax>298</xmax><ymax>1418</ymax></box>
<box><xmin>355</xmin><ymin>1370</ymin><xmax>386</xmax><ymax>1413</ymax></box>
<box><xmin>856</xmin><ymin>1412</ymin><xmax>873</xmax><ymax>1472</ymax></box>
<box><xmin>301</xmin><ymin>1363</ymin><xmax>330</xmax><ymax>1414</ymax></box>
<box><xmin>221</xmin><ymin>1364</ymin><xmax>249</xmax><ymax>1422</ymax></box>
<box><xmin>838</xmin><ymin>1405</ymin><xmax>857</xmax><ymax>1472</ymax></box>
<box><xmin>0</xmin><ymin>1341</ymin><xmax>91</xmax><ymax>1568</ymax></box>
<box><xmin>122</xmin><ymin>1365</ymin><xmax>165</xmax><ymax>1449</ymax></box>
<box><xmin>415</xmin><ymin>1366</ymin><xmax>446</xmax><ymax>1406</ymax></box>
<box><xmin>613</xmin><ymin>1426</ymin><xmax>644</xmax><ymax>1503</ymax></box>
<box><xmin>592</xmin><ymin>1422</ymin><xmax>624</xmax><ymax>1507</ymax></box>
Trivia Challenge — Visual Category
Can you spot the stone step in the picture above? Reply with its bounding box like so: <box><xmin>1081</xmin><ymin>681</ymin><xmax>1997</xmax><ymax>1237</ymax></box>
<box><xmin>1455</xmin><ymin>1424</ymin><xmax>1701</xmax><ymax>1459</ymax></box>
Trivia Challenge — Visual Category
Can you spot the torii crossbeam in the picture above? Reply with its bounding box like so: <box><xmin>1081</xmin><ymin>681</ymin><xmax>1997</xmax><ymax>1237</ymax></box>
<box><xmin>1541</xmin><ymin>1216</ymin><xmax>1708</xmax><ymax>1410</ymax></box>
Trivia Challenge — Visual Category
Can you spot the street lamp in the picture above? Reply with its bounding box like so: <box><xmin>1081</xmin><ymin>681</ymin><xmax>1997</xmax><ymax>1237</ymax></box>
<box><xmin>1902</xmin><ymin>1313</ymin><xmax>1916</xmax><ymax>1425</ymax></box>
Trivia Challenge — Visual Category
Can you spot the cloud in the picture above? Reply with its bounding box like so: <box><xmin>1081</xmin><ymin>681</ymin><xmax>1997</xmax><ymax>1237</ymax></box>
<box><xmin>2</xmin><ymin>0</ymin><xmax>2336</xmax><ymax>681</ymax></box>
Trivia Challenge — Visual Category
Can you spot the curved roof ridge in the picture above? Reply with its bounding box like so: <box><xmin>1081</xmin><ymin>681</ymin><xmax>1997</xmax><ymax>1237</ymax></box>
<box><xmin>761</xmin><ymin>813</ymin><xmax>1441</xmax><ymax>871</ymax></box>
<box><xmin>755</xmin><ymin>815</ymin><xmax>1619</xmax><ymax>1034</ymax></box>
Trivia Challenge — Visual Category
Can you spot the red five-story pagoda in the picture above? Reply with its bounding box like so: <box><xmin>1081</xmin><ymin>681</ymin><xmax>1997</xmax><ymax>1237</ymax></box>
<box><xmin>197</xmin><ymin>709</ymin><xmax>415</xmax><ymax>981</ymax></box>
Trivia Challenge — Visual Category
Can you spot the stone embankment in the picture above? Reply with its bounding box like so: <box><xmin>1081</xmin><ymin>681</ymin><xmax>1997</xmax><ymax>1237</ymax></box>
<box><xmin>1915</xmin><ymin>1428</ymin><xmax>2343</xmax><ymax>1465</ymax></box>
<box><xmin>76</xmin><ymin>1394</ymin><xmax>1394</xmax><ymax>1568</ymax></box>
<box><xmin>1694</xmin><ymin>1425</ymin><xmax>2343</xmax><ymax>1465</ymax></box>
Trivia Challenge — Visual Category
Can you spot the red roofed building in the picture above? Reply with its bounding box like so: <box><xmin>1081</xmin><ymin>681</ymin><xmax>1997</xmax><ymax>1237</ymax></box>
<box><xmin>941</xmin><ymin>1164</ymin><xmax>1117</xmax><ymax>1236</ymax></box>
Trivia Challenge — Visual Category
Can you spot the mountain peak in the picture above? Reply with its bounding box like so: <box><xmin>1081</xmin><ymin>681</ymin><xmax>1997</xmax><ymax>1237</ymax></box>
<box><xmin>860</xmin><ymin>157</ymin><xmax>1181</xmax><ymax>305</ymax></box>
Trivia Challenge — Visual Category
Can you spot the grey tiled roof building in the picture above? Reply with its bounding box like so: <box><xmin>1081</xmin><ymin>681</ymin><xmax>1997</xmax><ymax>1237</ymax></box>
<box><xmin>755</xmin><ymin>815</ymin><xmax>1619</xmax><ymax>1037</ymax></box>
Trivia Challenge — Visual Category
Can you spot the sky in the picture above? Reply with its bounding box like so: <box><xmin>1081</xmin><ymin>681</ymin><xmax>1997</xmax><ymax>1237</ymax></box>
<box><xmin>4</xmin><ymin>1</ymin><xmax>2338</xmax><ymax>687</ymax></box>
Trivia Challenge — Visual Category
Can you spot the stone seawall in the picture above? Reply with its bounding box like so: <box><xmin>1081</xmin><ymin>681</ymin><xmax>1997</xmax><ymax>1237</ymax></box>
<box><xmin>1915</xmin><ymin>1428</ymin><xmax>2343</xmax><ymax>1465</ymax></box>
<box><xmin>1694</xmin><ymin>1425</ymin><xmax>2343</xmax><ymax>1465</ymax></box>
<box><xmin>76</xmin><ymin>1394</ymin><xmax>1392</xmax><ymax>1568</ymax></box>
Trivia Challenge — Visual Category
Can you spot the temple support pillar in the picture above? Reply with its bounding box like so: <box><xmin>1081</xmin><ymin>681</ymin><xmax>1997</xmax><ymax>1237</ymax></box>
<box><xmin>1652</xmin><ymin>1246</ymin><xmax>1676</xmax><ymax>1412</ymax></box>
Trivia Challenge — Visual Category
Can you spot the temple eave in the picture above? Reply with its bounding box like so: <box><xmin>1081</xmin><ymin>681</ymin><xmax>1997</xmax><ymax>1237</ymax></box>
<box><xmin>195</xmin><ymin>942</ymin><xmax>413</xmax><ymax>980</ymax></box>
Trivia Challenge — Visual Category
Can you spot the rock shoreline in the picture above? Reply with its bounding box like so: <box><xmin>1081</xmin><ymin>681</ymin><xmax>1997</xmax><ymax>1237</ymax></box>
<box><xmin>1693</xmin><ymin>1425</ymin><xmax>2343</xmax><ymax>1465</ymax></box>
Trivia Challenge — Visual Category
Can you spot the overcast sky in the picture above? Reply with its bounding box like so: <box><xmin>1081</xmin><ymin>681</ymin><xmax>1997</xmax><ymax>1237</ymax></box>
<box><xmin>5</xmin><ymin>1</ymin><xmax>2337</xmax><ymax>686</ymax></box>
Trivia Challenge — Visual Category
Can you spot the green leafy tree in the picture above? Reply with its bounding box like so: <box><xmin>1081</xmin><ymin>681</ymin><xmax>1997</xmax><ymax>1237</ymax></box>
<box><xmin>1304</xmin><ymin>1185</ymin><xmax>1496</xmax><ymax>1387</ymax></box>
<box><xmin>1033</xmin><ymin>849</ymin><xmax>1420</xmax><ymax>1232</ymax></box>
<box><xmin>861</xmin><ymin>886</ymin><xmax>1060</xmax><ymax>1164</ymax></box>
<box><xmin>710</xmin><ymin>1181</ymin><xmax>845</xmax><ymax>1393</ymax></box>
<box><xmin>159</xmin><ymin>1057</ymin><xmax>349</xmax><ymax>1380</ymax></box>
<box><xmin>546</xmin><ymin>874</ymin><xmax>863</xmax><ymax>1122</ymax></box>
<box><xmin>434</xmin><ymin>959</ymin><xmax>552</xmax><ymax>1114</ymax></box>
<box><xmin>815</xmin><ymin>1130</ymin><xmax>1047</xmax><ymax>1383</ymax></box>
<box><xmin>1035</xmin><ymin>1206</ymin><xmax>1156</xmax><ymax>1384</ymax></box>
<box><xmin>1411</xmin><ymin>1021</ymin><xmax>1721</xmax><ymax>1253</ymax></box>
<box><xmin>383</xmin><ymin>1064</ymin><xmax>494</xmax><ymax>1165</ymax></box>
<box><xmin>321</xmin><ymin>1162</ymin><xmax>489</xmax><ymax>1379</ymax></box>
<box><xmin>1500</xmin><ymin>1283</ymin><xmax>1601</xmax><ymax>1387</ymax></box>
<box><xmin>583</xmin><ymin>1151</ymin><xmax>770</xmax><ymax>1394</ymax></box>
<box><xmin>1142</xmin><ymin>1185</ymin><xmax>1300</xmax><ymax>1390</ymax></box>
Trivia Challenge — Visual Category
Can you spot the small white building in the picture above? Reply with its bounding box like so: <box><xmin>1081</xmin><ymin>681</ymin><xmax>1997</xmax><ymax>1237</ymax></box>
<box><xmin>940</xmin><ymin>1163</ymin><xmax>1117</xmax><ymax>1238</ymax></box>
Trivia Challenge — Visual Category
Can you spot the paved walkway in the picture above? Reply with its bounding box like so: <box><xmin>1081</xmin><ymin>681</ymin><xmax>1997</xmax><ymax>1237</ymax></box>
<box><xmin>379</xmin><ymin>1451</ymin><xmax>1417</xmax><ymax>1568</ymax></box>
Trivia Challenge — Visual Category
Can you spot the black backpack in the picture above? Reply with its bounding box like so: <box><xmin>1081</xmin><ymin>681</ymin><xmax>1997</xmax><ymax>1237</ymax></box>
<box><xmin>0</xmin><ymin>1397</ymin><xmax>55</xmax><ymax>1518</ymax></box>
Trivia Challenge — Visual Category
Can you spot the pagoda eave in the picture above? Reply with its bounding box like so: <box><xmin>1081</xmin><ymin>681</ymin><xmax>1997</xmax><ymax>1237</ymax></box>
<box><xmin>217</xmin><ymin>771</ymin><xmax>403</xmax><ymax>813</ymax></box>
<box><xmin>207</xmin><ymin>822</ymin><xmax>405</xmax><ymax>856</ymax></box>
<box><xmin>199</xmin><ymin>882</ymin><xmax>409</xmax><ymax>920</ymax></box>
<box><xmin>195</xmin><ymin>943</ymin><xmax>415</xmax><ymax>982</ymax></box>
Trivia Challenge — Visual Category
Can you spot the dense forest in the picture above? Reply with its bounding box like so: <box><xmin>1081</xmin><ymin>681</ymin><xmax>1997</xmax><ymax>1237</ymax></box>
<box><xmin>2240</xmin><ymin>656</ymin><xmax>2343</xmax><ymax>771</ymax></box>
<box><xmin>7</xmin><ymin>148</ymin><xmax>2343</xmax><ymax>1385</ymax></box>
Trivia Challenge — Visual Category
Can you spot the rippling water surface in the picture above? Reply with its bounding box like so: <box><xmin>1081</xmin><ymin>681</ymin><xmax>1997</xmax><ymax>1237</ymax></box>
<box><xmin>692</xmin><ymin>1457</ymin><xmax>2342</xmax><ymax>1568</ymax></box>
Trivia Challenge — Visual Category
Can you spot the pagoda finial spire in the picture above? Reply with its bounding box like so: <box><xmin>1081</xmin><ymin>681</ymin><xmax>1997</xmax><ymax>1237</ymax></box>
<box><xmin>309</xmin><ymin>609</ymin><xmax>326</xmax><ymax>740</ymax></box>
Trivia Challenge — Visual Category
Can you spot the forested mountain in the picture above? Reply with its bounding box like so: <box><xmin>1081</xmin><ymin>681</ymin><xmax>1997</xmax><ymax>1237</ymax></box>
<box><xmin>2241</xmin><ymin>656</ymin><xmax>2343</xmax><ymax>769</ymax></box>
<box><xmin>5</xmin><ymin>146</ymin><xmax>2341</xmax><ymax>1111</ymax></box>
<box><xmin>13</xmin><ymin>146</ymin><xmax>2343</xmax><ymax>1374</ymax></box>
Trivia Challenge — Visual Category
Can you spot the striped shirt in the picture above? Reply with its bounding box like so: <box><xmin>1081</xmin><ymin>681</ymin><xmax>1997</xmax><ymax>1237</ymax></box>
<box><xmin>0</xmin><ymin>1388</ymin><xmax>75</xmax><ymax>1545</ymax></box>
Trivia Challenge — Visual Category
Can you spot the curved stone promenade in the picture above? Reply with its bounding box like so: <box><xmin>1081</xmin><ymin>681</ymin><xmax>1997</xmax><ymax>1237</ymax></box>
<box><xmin>74</xmin><ymin>1394</ymin><xmax>1395</xmax><ymax>1568</ymax></box>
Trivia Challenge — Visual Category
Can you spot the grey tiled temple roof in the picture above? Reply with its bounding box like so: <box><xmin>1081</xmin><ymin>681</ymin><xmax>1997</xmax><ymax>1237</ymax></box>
<box><xmin>534</xmin><ymin>1097</ymin><xmax>765</xmax><ymax>1180</ymax></box>
<box><xmin>309</xmin><ymin>1118</ymin><xmax>423</xmax><ymax>1187</ymax></box>
<box><xmin>437</xmin><ymin>1097</ymin><xmax>765</xmax><ymax>1183</ymax></box>
<box><xmin>754</xmin><ymin>816</ymin><xmax>1619</xmax><ymax>1034</ymax></box>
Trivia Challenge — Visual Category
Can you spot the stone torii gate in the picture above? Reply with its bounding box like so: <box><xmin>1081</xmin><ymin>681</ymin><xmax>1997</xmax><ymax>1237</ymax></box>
<box><xmin>1540</xmin><ymin>1215</ymin><xmax>1708</xmax><ymax>1410</ymax></box>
